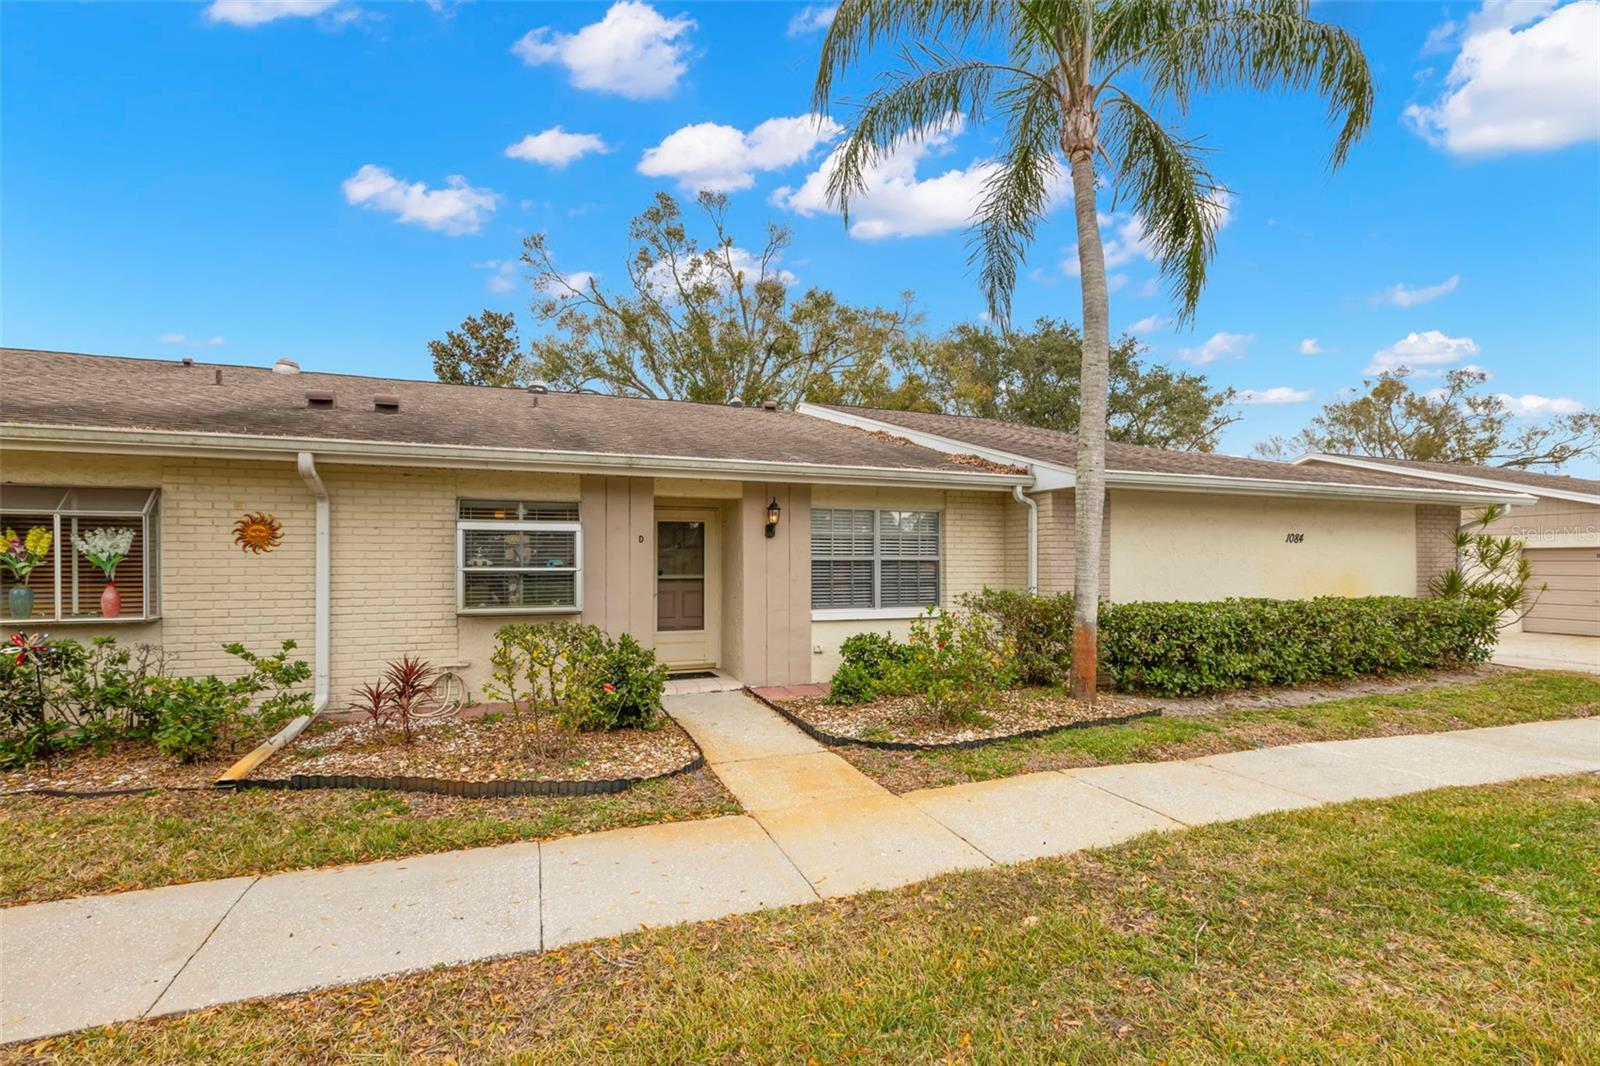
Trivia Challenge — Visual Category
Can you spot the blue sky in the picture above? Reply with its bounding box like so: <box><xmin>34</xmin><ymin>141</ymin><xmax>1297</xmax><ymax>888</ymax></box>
<box><xmin>4</xmin><ymin>1</ymin><xmax>1598</xmax><ymax>469</ymax></box>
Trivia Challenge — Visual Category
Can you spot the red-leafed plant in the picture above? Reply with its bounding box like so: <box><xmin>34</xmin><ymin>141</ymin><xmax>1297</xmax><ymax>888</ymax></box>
<box><xmin>348</xmin><ymin>656</ymin><xmax>437</xmax><ymax>744</ymax></box>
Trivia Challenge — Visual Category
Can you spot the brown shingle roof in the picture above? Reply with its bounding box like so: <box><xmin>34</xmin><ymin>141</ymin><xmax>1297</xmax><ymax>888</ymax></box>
<box><xmin>0</xmin><ymin>348</ymin><xmax>1017</xmax><ymax>480</ymax></box>
<box><xmin>1307</xmin><ymin>454</ymin><xmax>1600</xmax><ymax>498</ymax></box>
<box><xmin>818</xmin><ymin>405</ymin><xmax>1491</xmax><ymax>494</ymax></box>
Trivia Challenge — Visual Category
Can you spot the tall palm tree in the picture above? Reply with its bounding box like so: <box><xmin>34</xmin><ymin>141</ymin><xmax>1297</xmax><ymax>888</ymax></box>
<box><xmin>814</xmin><ymin>0</ymin><xmax>1373</xmax><ymax>700</ymax></box>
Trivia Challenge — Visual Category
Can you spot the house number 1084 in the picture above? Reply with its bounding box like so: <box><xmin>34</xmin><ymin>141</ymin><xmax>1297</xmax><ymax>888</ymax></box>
<box><xmin>1284</xmin><ymin>532</ymin><xmax>1305</xmax><ymax>543</ymax></box>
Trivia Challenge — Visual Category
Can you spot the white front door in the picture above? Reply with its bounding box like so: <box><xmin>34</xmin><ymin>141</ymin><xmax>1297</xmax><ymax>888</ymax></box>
<box><xmin>654</xmin><ymin>509</ymin><xmax>720</xmax><ymax>668</ymax></box>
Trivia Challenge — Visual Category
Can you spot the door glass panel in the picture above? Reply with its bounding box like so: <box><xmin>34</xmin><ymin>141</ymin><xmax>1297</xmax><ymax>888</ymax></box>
<box><xmin>657</xmin><ymin>521</ymin><xmax>706</xmax><ymax>631</ymax></box>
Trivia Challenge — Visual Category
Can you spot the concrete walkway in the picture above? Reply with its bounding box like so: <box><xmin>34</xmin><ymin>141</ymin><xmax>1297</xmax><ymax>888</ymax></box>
<box><xmin>2</xmin><ymin>698</ymin><xmax>1595</xmax><ymax>1046</ymax></box>
<box><xmin>1493</xmin><ymin>631</ymin><xmax>1600</xmax><ymax>674</ymax></box>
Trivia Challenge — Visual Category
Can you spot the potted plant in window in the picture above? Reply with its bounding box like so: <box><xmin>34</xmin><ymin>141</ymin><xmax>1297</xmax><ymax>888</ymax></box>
<box><xmin>1</xmin><ymin>526</ymin><xmax>53</xmax><ymax>619</ymax></box>
<box><xmin>74</xmin><ymin>527</ymin><xmax>135</xmax><ymax>618</ymax></box>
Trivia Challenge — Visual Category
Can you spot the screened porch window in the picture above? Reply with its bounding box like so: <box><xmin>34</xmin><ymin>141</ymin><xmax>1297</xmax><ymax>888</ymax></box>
<box><xmin>457</xmin><ymin>499</ymin><xmax>582</xmax><ymax>613</ymax></box>
<box><xmin>0</xmin><ymin>486</ymin><xmax>161</xmax><ymax>622</ymax></box>
<box><xmin>811</xmin><ymin>508</ymin><xmax>940</xmax><ymax>611</ymax></box>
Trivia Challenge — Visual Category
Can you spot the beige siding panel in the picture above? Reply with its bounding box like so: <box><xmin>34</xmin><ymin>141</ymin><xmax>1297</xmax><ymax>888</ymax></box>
<box><xmin>1108</xmin><ymin>490</ymin><xmax>1416</xmax><ymax>602</ymax></box>
<box><xmin>735</xmin><ymin>482</ymin><xmax>810</xmax><ymax>686</ymax></box>
<box><xmin>1523</xmin><ymin>546</ymin><xmax>1600</xmax><ymax>636</ymax></box>
<box><xmin>1483</xmin><ymin>497</ymin><xmax>1600</xmax><ymax>549</ymax></box>
<box><xmin>580</xmin><ymin>475</ymin><xmax>654</xmax><ymax>648</ymax></box>
<box><xmin>721</xmin><ymin>501</ymin><xmax>746</xmax><ymax>678</ymax></box>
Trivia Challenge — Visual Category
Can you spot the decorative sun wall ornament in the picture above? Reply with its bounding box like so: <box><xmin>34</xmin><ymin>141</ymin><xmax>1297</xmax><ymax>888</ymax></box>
<box><xmin>233</xmin><ymin>512</ymin><xmax>284</xmax><ymax>554</ymax></box>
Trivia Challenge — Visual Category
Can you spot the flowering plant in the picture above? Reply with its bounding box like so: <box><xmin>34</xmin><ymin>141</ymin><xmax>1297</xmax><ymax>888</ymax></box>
<box><xmin>74</xmin><ymin>527</ymin><xmax>135</xmax><ymax>581</ymax></box>
<box><xmin>1</xmin><ymin>527</ymin><xmax>53</xmax><ymax>580</ymax></box>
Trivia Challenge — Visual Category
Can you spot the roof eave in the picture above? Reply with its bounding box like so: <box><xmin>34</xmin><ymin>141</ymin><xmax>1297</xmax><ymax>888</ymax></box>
<box><xmin>1293</xmin><ymin>453</ymin><xmax>1600</xmax><ymax>506</ymax></box>
<box><xmin>1104</xmin><ymin>468</ymin><xmax>1535</xmax><ymax>507</ymax></box>
<box><xmin>0</xmin><ymin>422</ymin><xmax>1032</xmax><ymax>491</ymax></box>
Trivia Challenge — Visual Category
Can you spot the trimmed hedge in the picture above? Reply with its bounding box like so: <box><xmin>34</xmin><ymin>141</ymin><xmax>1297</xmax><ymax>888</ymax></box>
<box><xmin>1099</xmin><ymin>596</ymin><xmax>1500</xmax><ymax>697</ymax></box>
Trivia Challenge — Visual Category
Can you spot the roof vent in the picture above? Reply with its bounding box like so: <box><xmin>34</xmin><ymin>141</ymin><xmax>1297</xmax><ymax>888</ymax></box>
<box><xmin>727</xmin><ymin>398</ymin><xmax>744</xmax><ymax>408</ymax></box>
<box><xmin>181</xmin><ymin>357</ymin><xmax>194</xmax><ymax>367</ymax></box>
<box><xmin>273</xmin><ymin>358</ymin><xmax>301</xmax><ymax>375</ymax></box>
<box><xmin>527</xmin><ymin>382</ymin><xmax>549</xmax><ymax>394</ymax></box>
<box><xmin>761</xmin><ymin>399</ymin><xmax>778</xmax><ymax>411</ymax></box>
<box><xmin>306</xmin><ymin>389</ymin><xmax>334</xmax><ymax>409</ymax></box>
<box><xmin>373</xmin><ymin>393</ymin><xmax>401</xmax><ymax>413</ymax></box>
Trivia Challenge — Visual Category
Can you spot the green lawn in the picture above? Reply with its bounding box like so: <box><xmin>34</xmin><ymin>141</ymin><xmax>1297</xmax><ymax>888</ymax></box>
<box><xmin>18</xmin><ymin>775</ymin><xmax>1597</xmax><ymax>1064</ymax></box>
<box><xmin>842</xmin><ymin>670</ymin><xmax>1600</xmax><ymax>792</ymax></box>
<box><xmin>0</xmin><ymin>771</ymin><xmax>738</xmax><ymax>906</ymax></box>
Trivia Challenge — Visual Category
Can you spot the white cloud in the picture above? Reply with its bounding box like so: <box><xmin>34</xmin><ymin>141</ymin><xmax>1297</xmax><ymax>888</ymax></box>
<box><xmin>341</xmin><ymin>164</ymin><xmax>498</xmax><ymax>236</ymax></box>
<box><xmin>1237</xmin><ymin>386</ymin><xmax>1313</xmax><ymax>405</ymax></box>
<box><xmin>1496</xmin><ymin>392</ymin><xmax>1585</xmax><ymax>416</ymax></box>
<box><xmin>539</xmin><ymin>270</ymin><xmax>598</xmax><ymax>298</ymax></box>
<box><xmin>1062</xmin><ymin>192</ymin><xmax>1233</xmax><ymax>277</ymax></box>
<box><xmin>1126</xmin><ymin>315</ymin><xmax>1163</xmax><ymax>334</ymax></box>
<box><xmin>1405</xmin><ymin>1</ymin><xmax>1600</xmax><ymax>155</ymax></box>
<box><xmin>641</xmin><ymin>247</ymin><xmax>795</xmax><ymax>297</ymax></box>
<box><xmin>1177</xmin><ymin>331</ymin><xmax>1253</xmax><ymax>365</ymax></box>
<box><xmin>505</xmin><ymin>127</ymin><xmax>612</xmax><ymax>168</ymax></box>
<box><xmin>776</xmin><ymin>118</ymin><xmax>1067</xmax><ymax>239</ymax></box>
<box><xmin>1298</xmin><ymin>338</ymin><xmax>1328</xmax><ymax>355</ymax></box>
<box><xmin>476</xmin><ymin>260</ymin><xmax>519</xmax><ymax>294</ymax></box>
<box><xmin>787</xmin><ymin>4</ymin><xmax>835</xmax><ymax>36</ymax></box>
<box><xmin>1365</xmin><ymin>329</ymin><xmax>1480</xmax><ymax>374</ymax></box>
<box><xmin>1376</xmin><ymin>274</ymin><xmax>1460</xmax><ymax>307</ymax></box>
<box><xmin>203</xmin><ymin>0</ymin><xmax>340</xmax><ymax>26</ymax></box>
<box><xmin>512</xmin><ymin>1</ymin><xmax>694</xmax><ymax>100</ymax></box>
<box><xmin>639</xmin><ymin>115</ymin><xmax>841</xmax><ymax>192</ymax></box>
<box><xmin>158</xmin><ymin>332</ymin><xmax>225</xmax><ymax>347</ymax></box>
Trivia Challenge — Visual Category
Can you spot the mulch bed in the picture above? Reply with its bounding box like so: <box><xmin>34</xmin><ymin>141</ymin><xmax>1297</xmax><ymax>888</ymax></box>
<box><xmin>262</xmin><ymin>713</ymin><xmax>701</xmax><ymax>786</ymax></box>
<box><xmin>766</xmin><ymin>688</ymin><xmax>1153</xmax><ymax>749</ymax></box>
<box><xmin>0</xmin><ymin>742</ymin><xmax>237</xmax><ymax>796</ymax></box>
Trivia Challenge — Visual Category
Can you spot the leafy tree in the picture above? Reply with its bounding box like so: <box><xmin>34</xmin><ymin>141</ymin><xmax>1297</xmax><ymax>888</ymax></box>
<box><xmin>1255</xmin><ymin>368</ymin><xmax>1600</xmax><ymax>470</ymax></box>
<box><xmin>816</xmin><ymin>0</ymin><xmax>1373</xmax><ymax>699</ymax></box>
<box><xmin>428</xmin><ymin>309</ymin><xmax>524</xmax><ymax>387</ymax></box>
<box><xmin>518</xmin><ymin>191</ymin><xmax>931</xmax><ymax>408</ymax></box>
<box><xmin>928</xmin><ymin>318</ymin><xmax>1237</xmax><ymax>450</ymax></box>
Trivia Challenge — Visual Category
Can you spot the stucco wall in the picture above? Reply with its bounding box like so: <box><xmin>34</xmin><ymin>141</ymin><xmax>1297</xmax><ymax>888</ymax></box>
<box><xmin>1108</xmin><ymin>489</ymin><xmax>1417</xmax><ymax>602</ymax></box>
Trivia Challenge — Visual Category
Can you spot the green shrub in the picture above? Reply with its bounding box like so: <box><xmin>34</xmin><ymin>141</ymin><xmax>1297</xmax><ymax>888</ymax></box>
<box><xmin>486</xmin><ymin>622</ymin><xmax>667</xmax><ymax>743</ymax></box>
<box><xmin>589</xmin><ymin>634</ymin><xmax>667</xmax><ymax>729</ymax></box>
<box><xmin>885</xmin><ymin>608</ymin><xmax>1017</xmax><ymax>726</ymax></box>
<box><xmin>152</xmin><ymin>676</ymin><xmax>249</xmax><ymax>762</ymax></box>
<box><xmin>827</xmin><ymin>631</ymin><xmax>910</xmax><ymax>705</ymax></box>
<box><xmin>1099</xmin><ymin>596</ymin><xmax>1500</xmax><ymax>697</ymax></box>
<box><xmin>961</xmin><ymin>588</ymin><xmax>1075</xmax><ymax>686</ymax></box>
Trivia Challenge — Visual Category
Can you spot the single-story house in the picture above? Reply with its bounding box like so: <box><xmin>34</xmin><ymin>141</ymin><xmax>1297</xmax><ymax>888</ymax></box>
<box><xmin>1</xmin><ymin>348</ymin><xmax>1530</xmax><ymax>709</ymax></box>
<box><xmin>1295</xmin><ymin>454</ymin><xmax>1600</xmax><ymax>637</ymax></box>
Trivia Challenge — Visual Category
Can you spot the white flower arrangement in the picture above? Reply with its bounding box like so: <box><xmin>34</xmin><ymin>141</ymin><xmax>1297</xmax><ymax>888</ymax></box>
<box><xmin>74</xmin><ymin>527</ymin><xmax>136</xmax><ymax>580</ymax></box>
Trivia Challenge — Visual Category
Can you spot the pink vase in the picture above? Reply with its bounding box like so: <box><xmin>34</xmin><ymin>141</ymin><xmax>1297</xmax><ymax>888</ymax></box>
<box><xmin>101</xmin><ymin>581</ymin><xmax>121</xmax><ymax>619</ymax></box>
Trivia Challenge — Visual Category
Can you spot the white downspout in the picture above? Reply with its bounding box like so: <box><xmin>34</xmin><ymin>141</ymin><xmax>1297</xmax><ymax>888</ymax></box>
<box><xmin>296</xmin><ymin>451</ymin><xmax>331</xmax><ymax>715</ymax></box>
<box><xmin>1012</xmin><ymin>483</ymin><xmax>1038</xmax><ymax>594</ymax></box>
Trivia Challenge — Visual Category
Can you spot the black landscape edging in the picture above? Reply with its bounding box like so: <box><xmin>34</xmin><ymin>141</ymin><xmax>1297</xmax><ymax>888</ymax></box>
<box><xmin>747</xmin><ymin>688</ymin><xmax>1160</xmax><ymax>752</ymax></box>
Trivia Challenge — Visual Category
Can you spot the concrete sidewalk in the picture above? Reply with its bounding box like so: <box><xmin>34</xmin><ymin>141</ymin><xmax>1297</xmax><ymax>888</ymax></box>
<box><xmin>2</xmin><ymin>700</ymin><xmax>1595</xmax><ymax>1046</ymax></box>
<box><xmin>1493</xmin><ymin>631</ymin><xmax>1600</xmax><ymax>674</ymax></box>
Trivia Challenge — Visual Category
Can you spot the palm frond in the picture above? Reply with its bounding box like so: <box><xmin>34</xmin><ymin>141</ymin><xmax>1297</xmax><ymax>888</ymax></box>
<box><xmin>825</xmin><ymin>58</ymin><xmax>1023</xmax><ymax>219</ymax></box>
<box><xmin>814</xmin><ymin>0</ymin><xmax>1013</xmax><ymax>112</ymax></box>
<box><xmin>970</xmin><ymin>79</ymin><xmax>1065</xmax><ymax>326</ymax></box>
<box><xmin>1099</xmin><ymin>90</ymin><xmax>1222</xmax><ymax>324</ymax></box>
<box><xmin>1097</xmin><ymin>0</ymin><xmax>1373</xmax><ymax>169</ymax></box>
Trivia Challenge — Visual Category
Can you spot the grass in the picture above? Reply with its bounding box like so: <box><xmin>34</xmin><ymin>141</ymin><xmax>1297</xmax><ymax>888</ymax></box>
<box><xmin>841</xmin><ymin>669</ymin><xmax>1600</xmax><ymax>792</ymax></box>
<box><xmin>0</xmin><ymin>771</ymin><xmax>739</xmax><ymax>906</ymax></box>
<box><xmin>14</xmin><ymin>775</ymin><xmax>1597</xmax><ymax>1063</ymax></box>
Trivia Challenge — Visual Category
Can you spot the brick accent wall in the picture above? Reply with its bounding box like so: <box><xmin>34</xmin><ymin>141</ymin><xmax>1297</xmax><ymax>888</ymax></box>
<box><xmin>1035</xmin><ymin>489</ymin><xmax>1112</xmax><ymax>601</ymax></box>
<box><xmin>945</xmin><ymin>490</ymin><xmax>1021</xmax><ymax>601</ymax></box>
<box><xmin>1415</xmin><ymin>504</ymin><xmax>1461</xmax><ymax>596</ymax></box>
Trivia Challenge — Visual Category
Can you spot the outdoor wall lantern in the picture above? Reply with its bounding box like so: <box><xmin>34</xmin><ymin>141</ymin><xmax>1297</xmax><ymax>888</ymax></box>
<box><xmin>765</xmin><ymin>497</ymin><xmax>781</xmax><ymax>538</ymax></box>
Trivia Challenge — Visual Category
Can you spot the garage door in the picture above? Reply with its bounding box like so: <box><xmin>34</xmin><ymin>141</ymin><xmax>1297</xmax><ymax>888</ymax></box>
<box><xmin>1523</xmin><ymin>547</ymin><xmax>1600</xmax><ymax>637</ymax></box>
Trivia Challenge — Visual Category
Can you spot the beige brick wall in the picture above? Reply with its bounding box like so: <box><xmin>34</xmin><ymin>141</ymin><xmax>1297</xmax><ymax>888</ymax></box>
<box><xmin>944</xmin><ymin>490</ymin><xmax>1019</xmax><ymax>602</ymax></box>
<box><xmin>1035</xmin><ymin>489</ymin><xmax>1111</xmax><ymax>601</ymax></box>
<box><xmin>1414</xmin><ymin>504</ymin><xmax>1461</xmax><ymax>596</ymax></box>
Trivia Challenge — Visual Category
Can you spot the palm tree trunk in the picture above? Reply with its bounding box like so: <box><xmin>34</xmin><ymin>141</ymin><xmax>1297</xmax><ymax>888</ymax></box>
<box><xmin>1067</xmin><ymin>148</ymin><xmax>1109</xmax><ymax>703</ymax></box>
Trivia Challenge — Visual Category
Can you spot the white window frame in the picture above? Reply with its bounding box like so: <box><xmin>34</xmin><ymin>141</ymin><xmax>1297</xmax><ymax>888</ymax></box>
<box><xmin>810</xmin><ymin>507</ymin><xmax>941</xmax><ymax>619</ymax></box>
<box><xmin>456</xmin><ymin>509</ymin><xmax>583</xmax><ymax>616</ymax></box>
<box><xmin>0</xmin><ymin>486</ymin><xmax>162</xmax><ymax>624</ymax></box>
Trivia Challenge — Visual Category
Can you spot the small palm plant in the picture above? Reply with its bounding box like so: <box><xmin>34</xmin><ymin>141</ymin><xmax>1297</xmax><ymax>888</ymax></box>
<box><xmin>814</xmin><ymin>0</ymin><xmax>1374</xmax><ymax>699</ymax></box>
<box><xmin>1429</xmin><ymin>506</ymin><xmax>1546</xmax><ymax>628</ymax></box>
